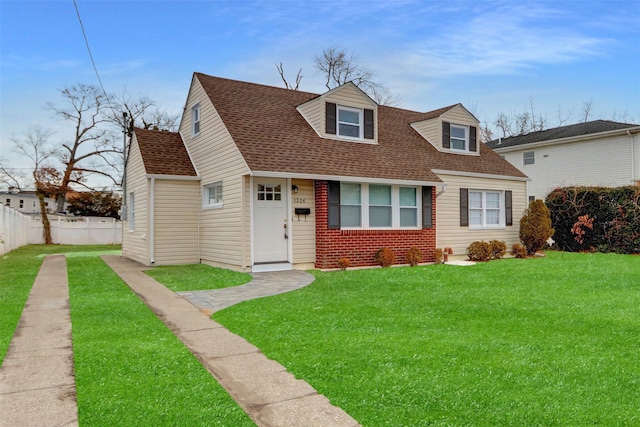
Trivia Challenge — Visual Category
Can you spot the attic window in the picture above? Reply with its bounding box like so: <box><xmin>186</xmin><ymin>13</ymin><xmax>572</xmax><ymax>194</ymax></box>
<box><xmin>192</xmin><ymin>103</ymin><xmax>200</xmax><ymax>136</ymax></box>
<box><xmin>442</xmin><ymin>121</ymin><xmax>477</xmax><ymax>153</ymax></box>
<box><xmin>326</xmin><ymin>103</ymin><xmax>374</xmax><ymax>140</ymax></box>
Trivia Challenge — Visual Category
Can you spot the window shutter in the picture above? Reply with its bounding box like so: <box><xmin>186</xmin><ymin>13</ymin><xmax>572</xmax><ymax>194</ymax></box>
<box><xmin>326</xmin><ymin>103</ymin><xmax>337</xmax><ymax>135</ymax></box>
<box><xmin>422</xmin><ymin>186</ymin><xmax>433</xmax><ymax>228</ymax></box>
<box><xmin>469</xmin><ymin>126</ymin><xmax>477</xmax><ymax>152</ymax></box>
<box><xmin>364</xmin><ymin>109</ymin><xmax>374</xmax><ymax>139</ymax></box>
<box><xmin>327</xmin><ymin>181</ymin><xmax>340</xmax><ymax>229</ymax></box>
<box><xmin>460</xmin><ymin>188</ymin><xmax>468</xmax><ymax>226</ymax></box>
<box><xmin>442</xmin><ymin>121</ymin><xmax>451</xmax><ymax>149</ymax></box>
<box><xmin>505</xmin><ymin>190</ymin><xmax>513</xmax><ymax>226</ymax></box>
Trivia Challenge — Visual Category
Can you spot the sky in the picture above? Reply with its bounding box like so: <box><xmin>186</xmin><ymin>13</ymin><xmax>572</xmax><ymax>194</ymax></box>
<box><xmin>1</xmin><ymin>0</ymin><xmax>639</xmax><ymax>188</ymax></box>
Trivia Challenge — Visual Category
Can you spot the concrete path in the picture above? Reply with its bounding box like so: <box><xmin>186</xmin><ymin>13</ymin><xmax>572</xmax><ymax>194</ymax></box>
<box><xmin>0</xmin><ymin>254</ymin><xmax>79</xmax><ymax>427</ymax></box>
<box><xmin>102</xmin><ymin>255</ymin><xmax>359</xmax><ymax>427</ymax></box>
<box><xmin>177</xmin><ymin>270</ymin><xmax>315</xmax><ymax>315</ymax></box>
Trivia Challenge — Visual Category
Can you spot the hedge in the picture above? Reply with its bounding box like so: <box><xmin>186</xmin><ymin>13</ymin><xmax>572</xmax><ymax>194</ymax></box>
<box><xmin>545</xmin><ymin>186</ymin><xmax>640</xmax><ymax>254</ymax></box>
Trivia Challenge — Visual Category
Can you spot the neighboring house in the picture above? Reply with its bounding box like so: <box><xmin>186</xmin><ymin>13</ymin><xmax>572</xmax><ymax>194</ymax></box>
<box><xmin>122</xmin><ymin>73</ymin><xmax>527</xmax><ymax>271</ymax></box>
<box><xmin>486</xmin><ymin>120</ymin><xmax>640</xmax><ymax>202</ymax></box>
<box><xmin>2</xmin><ymin>188</ymin><xmax>56</xmax><ymax>214</ymax></box>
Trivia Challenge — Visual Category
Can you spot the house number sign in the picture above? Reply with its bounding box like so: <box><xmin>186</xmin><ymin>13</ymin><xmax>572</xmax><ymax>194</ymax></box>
<box><xmin>293</xmin><ymin>197</ymin><xmax>306</xmax><ymax>204</ymax></box>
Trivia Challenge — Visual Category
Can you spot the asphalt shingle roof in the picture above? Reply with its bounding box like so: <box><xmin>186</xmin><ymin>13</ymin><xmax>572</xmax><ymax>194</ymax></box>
<box><xmin>133</xmin><ymin>127</ymin><xmax>197</xmax><ymax>176</ymax></box>
<box><xmin>194</xmin><ymin>73</ymin><xmax>526</xmax><ymax>182</ymax></box>
<box><xmin>486</xmin><ymin>120</ymin><xmax>640</xmax><ymax>149</ymax></box>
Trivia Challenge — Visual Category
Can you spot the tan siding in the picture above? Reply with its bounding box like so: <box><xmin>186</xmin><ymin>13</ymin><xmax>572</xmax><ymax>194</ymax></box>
<box><xmin>152</xmin><ymin>180</ymin><xmax>199</xmax><ymax>265</ymax></box>
<box><xmin>122</xmin><ymin>137</ymin><xmax>150</xmax><ymax>265</ymax></box>
<box><xmin>435</xmin><ymin>173</ymin><xmax>527</xmax><ymax>257</ymax></box>
<box><xmin>297</xmin><ymin>97</ymin><xmax>322</xmax><ymax>135</ymax></box>
<box><xmin>182</xmin><ymin>77</ymin><xmax>252</xmax><ymax>269</ymax></box>
<box><xmin>291</xmin><ymin>179</ymin><xmax>315</xmax><ymax>265</ymax></box>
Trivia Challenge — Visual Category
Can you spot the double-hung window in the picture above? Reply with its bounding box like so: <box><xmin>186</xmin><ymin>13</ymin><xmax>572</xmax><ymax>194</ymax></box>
<box><xmin>399</xmin><ymin>187</ymin><xmax>418</xmax><ymax>227</ymax></box>
<box><xmin>369</xmin><ymin>184</ymin><xmax>392</xmax><ymax>227</ymax></box>
<box><xmin>204</xmin><ymin>181</ymin><xmax>223</xmax><ymax>208</ymax></box>
<box><xmin>340</xmin><ymin>183</ymin><xmax>362</xmax><ymax>227</ymax></box>
<box><xmin>469</xmin><ymin>190</ymin><xmax>502</xmax><ymax>228</ymax></box>
<box><xmin>450</xmin><ymin>124</ymin><xmax>468</xmax><ymax>151</ymax></box>
<box><xmin>523</xmin><ymin>151</ymin><xmax>535</xmax><ymax>165</ymax></box>
<box><xmin>192</xmin><ymin>103</ymin><xmax>200</xmax><ymax>136</ymax></box>
<box><xmin>338</xmin><ymin>106</ymin><xmax>362</xmax><ymax>138</ymax></box>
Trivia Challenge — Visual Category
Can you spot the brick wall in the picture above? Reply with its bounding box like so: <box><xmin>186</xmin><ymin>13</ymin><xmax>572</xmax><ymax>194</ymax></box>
<box><xmin>314</xmin><ymin>181</ymin><xmax>436</xmax><ymax>269</ymax></box>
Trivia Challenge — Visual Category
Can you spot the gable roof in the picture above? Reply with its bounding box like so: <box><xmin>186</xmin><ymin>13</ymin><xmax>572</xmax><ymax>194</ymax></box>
<box><xmin>133</xmin><ymin>127</ymin><xmax>197</xmax><ymax>176</ymax></box>
<box><xmin>486</xmin><ymin>120</ymin><xmax>640</xmax><ymax>150</ymax></box>
<box><xmin>194</xmin><ymin>72</ymin><xmax>526</xmax><ymax>182</ymax></box>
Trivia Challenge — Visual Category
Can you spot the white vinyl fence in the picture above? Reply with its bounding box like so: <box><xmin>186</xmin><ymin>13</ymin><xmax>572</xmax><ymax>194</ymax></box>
<box><xmin>1</xmin><ymin>205</ymin><xmax>31</xmax><ymax>255</ymax></box>
<box><xmin>29</xmin><ymin>216</ymin><xmax>122</xmax><ymax>245</ymax></box>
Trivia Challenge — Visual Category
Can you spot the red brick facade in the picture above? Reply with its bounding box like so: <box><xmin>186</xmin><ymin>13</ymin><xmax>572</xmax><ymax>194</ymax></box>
<box><xmin>314</xmin><ymin>181</ymin><xmax>437</xmax><ymax>269</ymax></box>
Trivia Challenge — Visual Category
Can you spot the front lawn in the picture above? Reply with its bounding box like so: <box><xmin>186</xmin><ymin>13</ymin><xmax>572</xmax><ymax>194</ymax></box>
<box><xmin>145</xmin><ymin>264</ymin><xmax>251</xmax><ymax>292</ymax></box>
<box><xmin>213</xmin><ymin>252</ymin><xmax>640</xmax><ymax>426</ymax></box>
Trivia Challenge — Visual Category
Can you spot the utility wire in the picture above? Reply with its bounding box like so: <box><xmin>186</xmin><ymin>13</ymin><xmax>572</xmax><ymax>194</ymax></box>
<box><xmin>73</xmin><ymin>0</ymin><xmax>115</xmax><ymax>112</ymax></box>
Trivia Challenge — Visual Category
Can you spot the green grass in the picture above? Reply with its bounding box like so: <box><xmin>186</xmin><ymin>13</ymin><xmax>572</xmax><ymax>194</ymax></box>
<box><xmin>0</xmin><ymin>244</ymin><xmax>120</xmax><ymax>363</ymax></box>
<box><xmin>145</xmin><ymin>264</ymin><xmax>251</xmax><ymax>291</ymax></box>
<box><xmin>213</xmin><ymin>252</ymin><xmax>640</xmax><ymax>426</ymax></box>
<box><xmin>68</xmin><ymin>256</ymin><xmax>254</xmax><ymax>426</ymax></box>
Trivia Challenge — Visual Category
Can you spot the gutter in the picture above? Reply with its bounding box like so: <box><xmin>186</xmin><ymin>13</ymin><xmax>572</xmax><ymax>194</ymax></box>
<box><xmin>149</xmin><ymin>177</ymin><xmax>155</xmax><ymax>265</ymax></box>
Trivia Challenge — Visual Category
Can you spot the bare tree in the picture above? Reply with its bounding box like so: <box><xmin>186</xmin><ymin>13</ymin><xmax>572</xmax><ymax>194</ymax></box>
<box><xmin>275</xmin><ymin>62</ymin><xmax>303</xmax><ymax>90</ymax></box>
<box><xmin>580</xmin><ymin>99</ymin><xmax>593</xmax><ymax>123</ymax></box>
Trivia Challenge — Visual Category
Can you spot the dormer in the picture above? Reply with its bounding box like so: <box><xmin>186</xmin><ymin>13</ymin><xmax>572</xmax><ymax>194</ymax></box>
<box><xmin>411</xmin><ymin>103</ymin><xmax>480</xmax><ymax>155</ymax></box>
<box><xmin>297</xmin><ymin>82</ymin><xmax>378</xmax><ymax>144</ymax></box>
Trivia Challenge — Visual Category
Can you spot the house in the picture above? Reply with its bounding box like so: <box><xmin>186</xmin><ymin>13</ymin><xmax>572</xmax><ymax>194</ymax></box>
<box><xmin>486</xmin><ymin>120</ymin><xmax>640</xmax><ymax>202</ymax></box>
<box><xmin>2</xmin><ymin>188</ymin><xmax>56</xmax><ymax>214</ymax></box>
<box><xmin>122</xmin><ymin>73</ymin><xmax>527</xmax><ymax>271</ymax></box>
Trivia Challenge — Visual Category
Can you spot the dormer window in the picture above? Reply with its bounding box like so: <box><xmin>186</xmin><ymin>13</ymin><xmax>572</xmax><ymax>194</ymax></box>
<box><xmin>443</xmin><ymin>121</ymin><xmax>477</xmax><ymax>153</ymax></box>
<box><xmin>326</xmin><ymin>102</ymin><xmax>375</xmax><ymax>141</ymax></box>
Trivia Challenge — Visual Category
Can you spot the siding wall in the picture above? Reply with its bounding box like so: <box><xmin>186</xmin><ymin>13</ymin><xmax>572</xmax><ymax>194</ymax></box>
<box><xmin>122</xmin><ymin>137</ymin><xmax>150</xmax><ymax>265</ymax></box>
<box><xmin>181</xmin><ymin>77</ymin><xmax>251</xmax><ymax>270</ymax></box>
<box><xmin>435</xmin><ymin>173</ymin><xmax>527</xmax><ymax>256</ymax></box>
<box><xmin>291</xmin><ymin>178</ymin><xmax>315</xmax><ymax>266</ymax></box>
<box><xmin>501</xmin><ymin>133</ymin><xmax>640</xmax><ymax>200</ymax></box>
<box><xmin>315</xmin><ymin>181</ymin><xmax>436</xmax><ymax>269</ymax></box>
<box><xmin>152</xmin><ymin>179</ymin><xmax>199</xmax><ymax>265</ymax></box>
<box><xmin>412</xmin><ymin>105</ymin><xmax>479</xmax><ymax>152</ymax></box>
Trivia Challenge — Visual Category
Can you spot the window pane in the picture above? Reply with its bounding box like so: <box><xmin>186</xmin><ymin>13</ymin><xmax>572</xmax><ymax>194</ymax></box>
<box><xmin>339</xmin><ymin>123</ymin><xmax>360</xmax><ymax>137</ymax></box>
<box><xmin>370</xmin><ymin>206</ymin><xmax>391</xmax><ymax>227</ymax></box>
<box><xmin>451</xmin><ymin>138</ymin><xmax>466</xmax><ymax>150</ymax></box>
<box><xmin>339</xmin><ymin>109</ymin><xmax>360</xmax><ymax>124</ymax></box>
<box><xmin>400</xmin><ymin>207</ymin><xmax>417</xmax><ymax>227</ymax></box>
<box><xmin>341</xmin><ymin>205</ymin><xmax>361</xmax><ymax>227</ymax></box>
<box><xmin>469</xmin><ymin>191</ymin><xmax>482</xmax><ymax>208</ymax></box>
<box><xmin>399</xmin><ymin>187</ymin><xmax>416</xmax><ymax>206</ymax></box>
<box><xmin>369</xmin><ymin>185</ymin><xmax>391</xmax><ymax>205</ymax></box>
<box><xmin>486</xmin><ymin>192</ymin><xmax>500</xmax><ymax>209</ymax></box>
<box><xmin>451</xmin><ymin>126</ymin><xmax>466</xmax><ymax>139</ymax></box>
<box><xmin>341</xmin><ymin>183</ymin><xmax>361</xmax><ymax>204</ymax></box>
<box><xmin>470</xmin><ymin>209</ymin><xmax>483</xmax><ymax>225</ymax></box>
<box><xmin>486</xmin><ymin>209</ymin><xmax>500</xmax><ymax>225</ymax></box>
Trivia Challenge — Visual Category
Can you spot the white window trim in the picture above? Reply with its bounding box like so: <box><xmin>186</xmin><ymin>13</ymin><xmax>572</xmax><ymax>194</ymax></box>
<box><xmin>340</xmin><ymin>182</ymin><xmax>421</xmax><ymax>230</ymax></box>
<box><xmin>203</xmin><ymin>181</ymin><xmax>223</xmax><ymax>209</ymax></box>
<box><xmin>468</xmin><ymin>190</ymin><xmax>505</xmax><ymax>230</ymax></box>
<box><xmin>192</xmin><ymin>103</ymin><xmax>201</xmax><ymax>136</ymax></box>
<box><xmin>523</xmin><ymin>151</ymin><xmax>535</xmax><ymax>165</ymax></box>
<box><xmin>337</xmin><ymin>105</ymin><xmax>363</xmax><ymax>140</ymax></box>
<box><xmin>450</xmin><ymin>124</ymin><xmax>469</xmax><ymax>152</ymax></box>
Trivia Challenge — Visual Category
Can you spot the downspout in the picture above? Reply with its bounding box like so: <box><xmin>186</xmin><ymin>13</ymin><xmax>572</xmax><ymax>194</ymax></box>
<box><xmin>150</xmin><ymin>177</ymin><xmax>155</xmax><ymax>264</ymax></box>
<box><xmin>629</xmin><ymin>130</ymin><xmax>637</xmax><ymax>184</ymax></box>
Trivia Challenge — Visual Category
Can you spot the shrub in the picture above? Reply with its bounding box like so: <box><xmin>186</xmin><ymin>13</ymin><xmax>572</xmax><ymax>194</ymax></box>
<box><xmin>375</xmin><ymin>247</ymin><xmax>395</xmax><ymax>268</ymax></box>
<box><xmin>511</xmin><ymin>243</ymin><xmax>527</xmax><ymax>258</ymax></box>
<box><xmin>405</xmin><ymin>247</ymin><xmax>422</xmax><ymax>266</ymax></box>
<box><xmin>433</xmin><ymin>248</ymin><xmax>444</xmax><ymax>264</ymax></box>
<box><xmin>489</xmin><ymin>240</ymin><xmax>507</xmax><ymax>259</ymax></box>
<box><xmin>520</xmin><ymin>199</ymin><xmax>555</xmax><ymax>255</ymax></box>
<box><xmin>466</xmin><ymin>241</ymin><xmax>492</xmax><ymax>261</ymax></box>
<box><xmin>337</xmin><ymin>257</ymin><xmax>350</xmax><ymax>270</ymax></box>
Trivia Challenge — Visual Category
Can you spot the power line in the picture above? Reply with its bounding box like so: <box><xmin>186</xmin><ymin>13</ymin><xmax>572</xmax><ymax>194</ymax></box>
<box><xmin>72</xmin><ymin>0</ymin><xmax>115</xmax><ymax>112</ymax></box>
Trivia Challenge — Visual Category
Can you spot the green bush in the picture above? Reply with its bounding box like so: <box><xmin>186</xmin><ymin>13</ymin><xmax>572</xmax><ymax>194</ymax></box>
<box><xmin>405</xmin><ymin>247</ymin><xmax>423</xmax><ymax>266</ymax></box>
<box><xmin>466</xmin><ymin>241</ymin><xmax>492</xmax><ymax>261</ymax></box>
<box><xmin>375</xmin><ymin>247</ymin><xmax>395</xmax><ymax>268</ymax></box>
<box><xmin>545</xmin><ymin>186</ymin><xmax>640</xmax><ymax>254</ymax></box>
<box><xmin>520</xmin><ymin>199</ymin><xmax>555</xmax><ymax>255</ymax></box>
<box><xmin>489</xmin><ymin>240</ymin><xmax>507</xmax><ymax>259</ymax></box>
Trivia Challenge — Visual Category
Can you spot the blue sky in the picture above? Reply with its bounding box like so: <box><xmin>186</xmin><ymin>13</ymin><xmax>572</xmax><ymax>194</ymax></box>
<box><xmin>1</xmin><ymin>0</ymin><xmax>639</xmax><ymax>180</ymax></box>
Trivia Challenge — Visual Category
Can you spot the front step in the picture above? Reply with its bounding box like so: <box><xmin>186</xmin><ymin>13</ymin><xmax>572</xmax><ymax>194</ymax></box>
<box><xmin>252</xmin><ymin>262</ymin><xmax>293</xmax><ymax>273</ymax></box>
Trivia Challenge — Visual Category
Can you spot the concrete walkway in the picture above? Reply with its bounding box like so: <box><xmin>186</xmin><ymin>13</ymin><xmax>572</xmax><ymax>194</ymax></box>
<box><xmin>0</xmin><ymin>254</ymin><xmax>79</xmax><ymax>427</ymax></box>
<box><xmin>102</xmin><ymin>255</ymin><xmax>359</xmax><ymax>427</ymax></box>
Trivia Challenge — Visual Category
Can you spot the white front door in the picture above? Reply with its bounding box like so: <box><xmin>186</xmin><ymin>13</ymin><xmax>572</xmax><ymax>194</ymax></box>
<box><xmin>253</xmin><ymin>178</ymin><xmax>289</xmax><ymax>263</ymax></box>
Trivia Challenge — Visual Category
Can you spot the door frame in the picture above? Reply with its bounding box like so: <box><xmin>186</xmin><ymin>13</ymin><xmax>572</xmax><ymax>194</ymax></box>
<box><xmin>250</xmin><ymin>176</ymin><xmax>293</xmax><ymax>267</ymax></box>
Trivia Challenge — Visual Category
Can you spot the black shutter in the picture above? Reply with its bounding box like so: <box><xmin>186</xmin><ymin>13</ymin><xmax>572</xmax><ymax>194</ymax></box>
<box><xmin>422</xmin><ymin>186</ymin><xmax>433</xmax><ymax>229</ymax></box>
<box><xmin>505</xmin><ymin>190</ymin><xmax>513</xmax><ymax>226</ymax></box>
<box><xmin>469</xmin><ymin>126</ymin><xmax>477</xmax><ymax>152</ymax></box>
<box><xmin>326</xmin><ymin>103</ymin><xmax>337</xmax><ymax>135</ymax></box>
<box><xmin>364</xmin><ymin>109</ymin><xmax>374</xmax><ymax>139</ymax></box>
<box><xmin>442</xmin><ymin>121</ymin><xmax>451</xmax><ymax>149</ymax></box>
<box><xmin>328</xmin><ymin>181</ymin><xmax>340</xmax><ymax>229</ymax></box>
<box><xmin>460</xmin><ymin>188</ymin><xmax>468</xmax><ymax>226</ymax></box>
